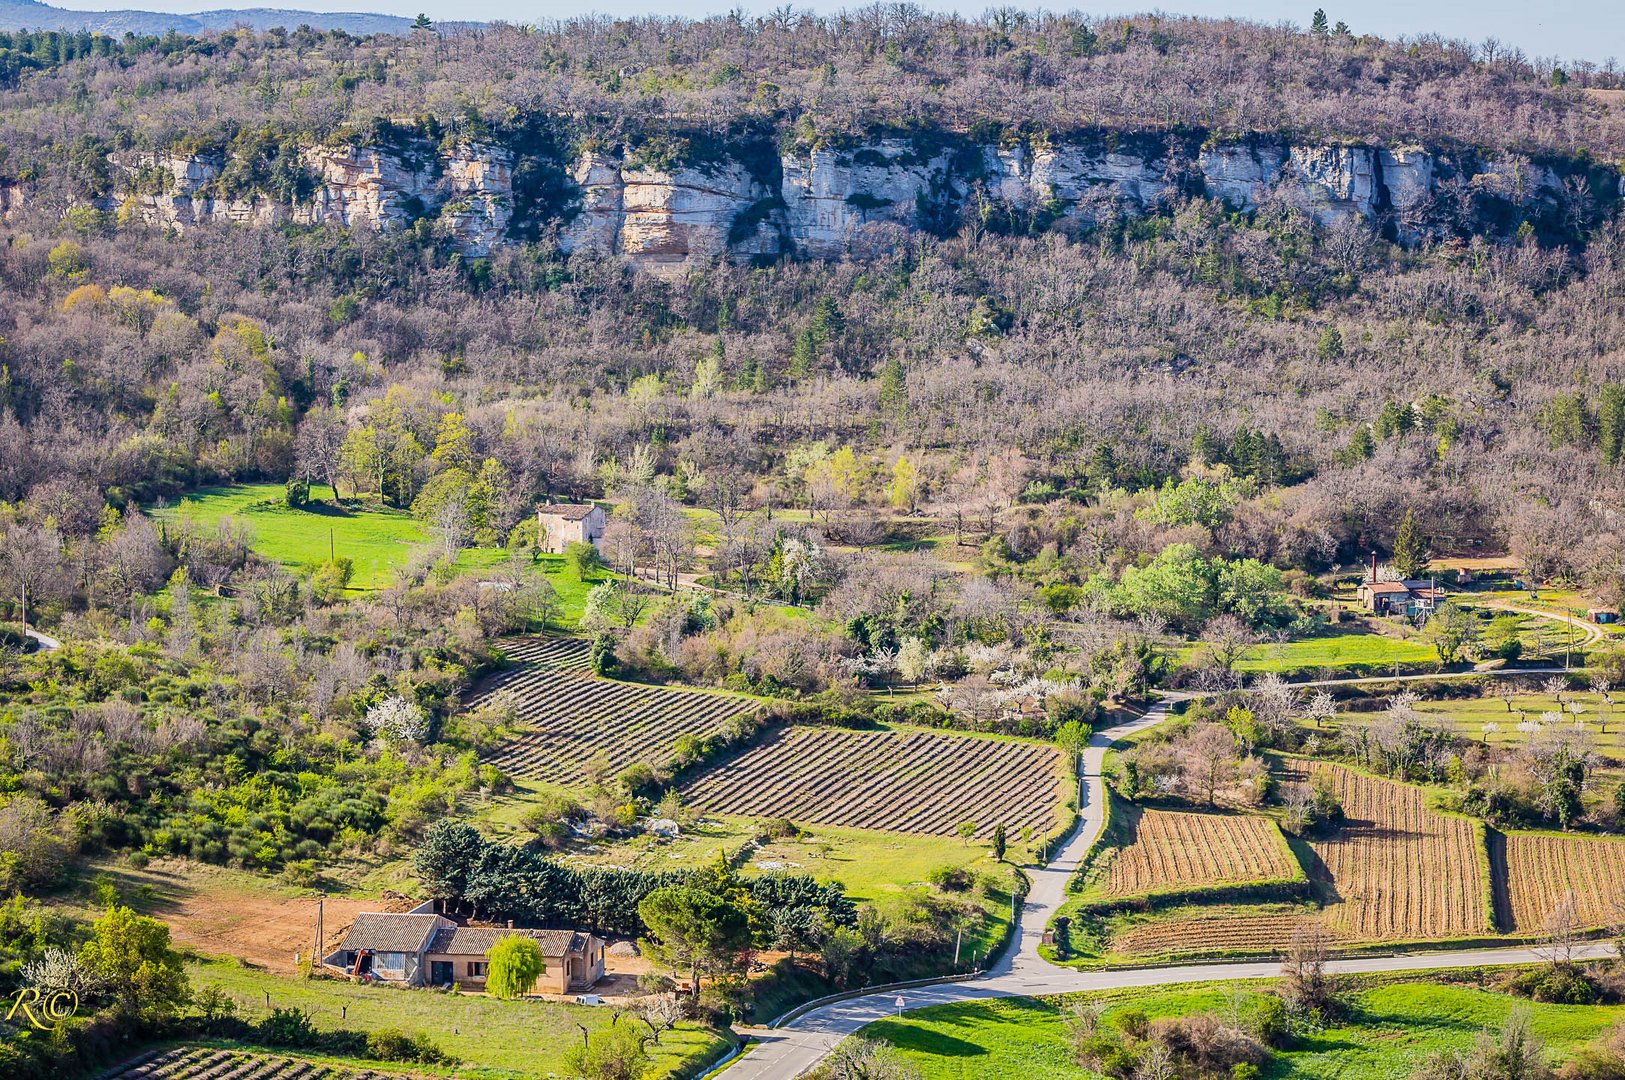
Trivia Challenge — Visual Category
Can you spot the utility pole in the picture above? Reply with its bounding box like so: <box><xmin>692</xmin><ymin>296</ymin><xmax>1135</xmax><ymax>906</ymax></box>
<box><xmin>312</xmin><ymin>896</ymin><xmax>324</xmax><ymax>978</ymax></box>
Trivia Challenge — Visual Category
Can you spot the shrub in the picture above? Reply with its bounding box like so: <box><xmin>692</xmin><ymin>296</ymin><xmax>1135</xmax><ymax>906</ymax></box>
<box><xmin>1115</xmin><ymin>1008</ymin><xmax>1149</xmax><ymax>1040</ymax></box>
<box><xmin>367</xmin><ymin>1027</ymin><xmax>451</xmax><ymax>1064</ymax></box>
<box><xmin>928</xmin><ymin>864</ymin><xmax>975</xmax><ymax>892</ymax></box>
<box><xmin>756</xmin><ymin>816</ymin><xmax>801</xmax><ymax>840</ymax></box>
<box><xmin>590</xmin><ymin>632</ymin><xmax>619</xmax><ymax>676</ymax></box>
<box><xmin>1511</xmin><ymin>965</ymin><xmax>1600</xmax><ymax>1004</ymax></box>
<box><xmin>258</xmin><ymin>1007</ymin><xmax>320</xmax><ymax>1047</ymax></box>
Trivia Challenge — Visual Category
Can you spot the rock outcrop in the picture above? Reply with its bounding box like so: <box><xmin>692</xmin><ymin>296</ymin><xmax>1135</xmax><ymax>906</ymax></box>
<box><xmin>107</xmin><ymin>141</ymin><xmax>516</xmax><ymax>255</ymax></box>
<box><xmin>89</xmin><ymin>130</ymin><xmax>1621</xmax><ymax>269</ymax></box>
<box><xmin>560</xmin><ymin>154</ymin><xmax>779</xmax><ymax>267</ymax></box>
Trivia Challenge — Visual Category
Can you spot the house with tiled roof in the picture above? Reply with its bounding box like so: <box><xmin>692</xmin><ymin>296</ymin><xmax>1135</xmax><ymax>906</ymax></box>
<box><xmin>323</xmin><ymin>911</ymin><xmax>604</xmax><ymax>992</ymax></box>
<box><xmin>1356</xmin><ymin>578</ymin><xmax>1445</xmax><ymax>616</ymax></box>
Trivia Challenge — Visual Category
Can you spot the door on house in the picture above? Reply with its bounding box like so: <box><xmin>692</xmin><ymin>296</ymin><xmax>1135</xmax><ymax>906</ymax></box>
<box><xmin>430</xmin><ymin>961</ymin><xmax>453</xmax><ymax>985</ymax></box>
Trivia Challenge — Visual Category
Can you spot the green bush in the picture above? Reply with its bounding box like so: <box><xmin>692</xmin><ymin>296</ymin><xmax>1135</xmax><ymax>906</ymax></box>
<box><xmin>258</xmin><ymin>1007</ymin><xmax>320</xmax><ymax>1047</ymax></box>
<box><xmin>928</xmin><ymin>865</ymin><xmax>975</xmax><ymax>892</ymax></box>
<box><xmin>366</xmin><ymin>1027</ymin><xmax>451</xmax><ymax>1064</ymax></box>
<box><xmin>1511</xmin><ymin>965</ymin><xmax>1600</xmax><ymax>1004</ymax></box>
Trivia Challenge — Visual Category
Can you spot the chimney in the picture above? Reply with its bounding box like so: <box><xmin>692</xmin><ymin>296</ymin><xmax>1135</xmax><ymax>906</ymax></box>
<box><xmin>1370</xmin><ymin>551</ymin><xmax>1378</xmax><ymax>584</ymax></box>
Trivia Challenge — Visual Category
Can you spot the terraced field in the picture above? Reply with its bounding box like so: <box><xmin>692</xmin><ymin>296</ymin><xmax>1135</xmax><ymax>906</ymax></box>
<box><xmin>474</xmin><ymin>638</ymin><xmax>759</xmax><ymax>785</ymax></box>
<box><xmin>679</xmin><ymin>727</ymin><xmax>1063</xmax><ymax>839</ymax></box>
<box><xmin>1112</xmin><ymin>914</ymin><xmax>1336</xmax><ymax>957</ymax></box>
<box><xmin>108</xmin><ymin>1047</ymin><xmax>397</xmax><ymax>1080</ymax></box>
<box><xmin>1495</xmin><ymin>830</ymin><xmax>1625</xmax><ymax>931</ymax></box>
<box><xmin>1293</xmin><ymin>761</ymin><xmax>1491</xmax><ymax>940</ymax></box>
<box><xmin>495</xmin><ymin>634</ymin><xmax>594</xmax><ymax>672</ymax></box>
<box><xmin>1102</xmin><ymin>808</ymin><xmax>1300</xmax><ymax>897</ymax></box>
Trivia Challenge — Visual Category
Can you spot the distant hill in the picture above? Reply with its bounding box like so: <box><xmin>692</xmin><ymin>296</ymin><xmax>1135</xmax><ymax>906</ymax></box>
<box><xmin>0</xmin><ymin>0</ymin><xmax>411</xmax><ymax>34</ymax></box>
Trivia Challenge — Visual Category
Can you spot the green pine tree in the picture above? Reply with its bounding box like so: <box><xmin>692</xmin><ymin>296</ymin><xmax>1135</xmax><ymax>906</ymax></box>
<box><xmin>877</xmin><ymin>357</ymin><xmax>907</xmax><ymax>416</ymax></box>
<box><xmin>1392</xmin><ymin>507</ymin><xmax>1429</xmax><ymax>580</ymax></box>
<box><xmin>789</xmin><ymin>327</ymin><xmax>817</xmax><ymax>381</ymax></box>
<box><xmin>1600</xmin><ymin>384</ymin><xmax>1625</xmax><ymax>467</ymax></box>
<box><xmin>1316</xmin><ymin>326</ymin><xmax>1344</xmax><ymax>360</ymax></box>
<box><xmin>411</xmin><ymin>12</ymin><xmax>433</xmax><ymax>29</ymax></box>
<box><xmin>1310</xmin><ymin>9</ymin><xmax>1330</xmax><ymax>39</ymax></box>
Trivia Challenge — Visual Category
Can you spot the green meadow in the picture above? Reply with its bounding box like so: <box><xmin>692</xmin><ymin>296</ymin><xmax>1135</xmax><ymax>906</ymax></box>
<box><xmin>867</xmin><ymin>980</ymin><xmax>1624</xmax><ymax>1080</ymax></box>
<box><xmin>150</xmin><ymin>483</ymin><xmax>605</xmax><ymax>617</ymax></box>
<box><xmin>188</xmin><ymin>959</ymin><xmax>728</xmax><ymax>1078</ymax></box>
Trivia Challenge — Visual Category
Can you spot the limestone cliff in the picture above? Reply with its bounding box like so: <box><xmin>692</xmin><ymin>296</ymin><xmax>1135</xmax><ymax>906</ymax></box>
<box><xmin>106</xmin><ymin>140</ymin><xmax>515</xmax><ymax>255</ymax></box>
<box><xmin>80</xmin><ymin>130</ymin><xmax>1622</xmax><ymax>269</ymax></box>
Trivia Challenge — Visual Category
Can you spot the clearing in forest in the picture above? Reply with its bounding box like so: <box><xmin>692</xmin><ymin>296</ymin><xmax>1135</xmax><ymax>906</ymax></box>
<box><xmin>473</xmin><ymin>638</ymin><xmax>759</xmax><ymax>785</ymax></box>
<box><xmin>1101</xmin><ymin>807</ymin><xmax>1301</xmax><ymax>898</ymax></box>
<box><xmin>1292</xmin><ymin>761</ymin><xmax>1491</xmax><ymax>940</ymax></box>
<box><xmin>1494</xmin><ymin>830</ymin><xmax>1625</xmax><ymax>932</ymax></box>
<box><xmin>679</xmin><ymin>727</ymin><xmax>1063</xmax><ymax>840</ymax></box>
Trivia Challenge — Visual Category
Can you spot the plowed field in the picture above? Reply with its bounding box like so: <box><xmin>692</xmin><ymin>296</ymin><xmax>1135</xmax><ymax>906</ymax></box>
<box><xmin>679</xmin><ymin>727</ymin><xmax>1063</xmax><ymax>839</ymax></box>
<box><xmin>1103</xmin><ymin>808</ymin><xmax>1299</xmax><ymax>896</ymax></box>
<box><xmin>1293</xmin><ymin>761</ymin><xmax>1491</xmax><ymax>940</ymax></box>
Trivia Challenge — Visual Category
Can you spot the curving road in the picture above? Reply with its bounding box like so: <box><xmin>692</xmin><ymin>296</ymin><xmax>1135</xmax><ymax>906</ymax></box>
<box><xmin>723</xmin><ymin>683</ymin><xmax>1604</xmax><ymax>1078</ymax></box>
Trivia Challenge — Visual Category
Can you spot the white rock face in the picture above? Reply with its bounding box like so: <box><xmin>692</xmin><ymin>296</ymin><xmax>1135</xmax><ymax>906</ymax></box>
<box><xmin>300</xmin><ymin>144</ymin><xmax>431</xmax><ymax>230</ymax></box>
<box><xmin>1031</xmin><ymin>144</ymin><xmax>1174</xmax><ymax>213</ymax></box>
<box><xmin>1198</xmin><ymin>142</ymin><xmax>1288</xmax><ymax>210</ymax></box>
<box><xmin>95</xmin><ymin>132</ymin><xmax>1621</xmax><ymax>268</ymax></box>
<box><xmin>108</xmin><ymin>142</ymin><xmax>516</xmax><ymax>254</ymax></box>
<box><xmin>1284</xmin><ymin>145</ymin><xmax>1380</xmax><ymax>225</ymax></box>
<box><xmin>563</xmin><ymin>153</ymin><xmax>628</xmax><ymax>254</ymax></box>
<box><xmin>1471</xmin><ymin>156</ymin><xmax>1565</xmax><ymax>205</ymax></box>
<box><xmin>779</xmin><ymin>140</ymin><xmax>952</xmax><ymax>257</ymax></box>
<box><xmin>438</xmin><ymin>143</ymin><xmax>514</xmax><ymax>255</ymax></box>
<box><xmin>559</xmin><ymin>153</ymin><xmax>779</xmax><ymax>272</ymax></box>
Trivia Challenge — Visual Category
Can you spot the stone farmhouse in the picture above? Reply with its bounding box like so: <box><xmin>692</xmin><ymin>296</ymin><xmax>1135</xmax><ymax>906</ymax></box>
<box><xmin>536</xmin><ymin>502</ymin><xmax>606</xmax><ymax>555</ymax></box>
<box><xmin>322</xmin><ymin>911</ymin><xmax>605</xmax><ymax>993</ymax></box>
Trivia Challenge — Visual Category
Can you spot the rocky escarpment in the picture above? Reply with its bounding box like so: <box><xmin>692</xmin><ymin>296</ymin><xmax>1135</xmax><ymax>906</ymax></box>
<box><xmin>106</xmin><ymin>141</ymin><xmax>513</xmax><ymax>255</ymax></box>
<box><xmin>79</xmin><ymin>130</ymin><xmax>1621</xmax><ymax>270</ymax></box>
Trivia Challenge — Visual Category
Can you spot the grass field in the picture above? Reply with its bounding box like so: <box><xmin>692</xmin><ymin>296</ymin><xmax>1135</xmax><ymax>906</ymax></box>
<box><xmin>1400</xmin><ymin>690</ymin><xmax>1625</xmax><ymax>758</ymax></box>
<box><xmin>150</xmin><ymin>483</ymin><xmax>605</xmax><ymax>615</ymax></box>
<box><xmin>865</xmin><ymin>980</ymin><xmax>1624</xmax><ymax>1080</ymax></box>
<box><xmin>1231</xmin><ymin>626</ymin><xmax>1440</xmax><ymax>673</ymax></box>
<box><xmin>188</xmin><ymin>959</ymin><xmax>728</xmax><ymax>1079</ymax></box>
<box><xmin>560</xmin><ymin>815</ymin><xmax>1020</xmax><ymax>975</ymax></box>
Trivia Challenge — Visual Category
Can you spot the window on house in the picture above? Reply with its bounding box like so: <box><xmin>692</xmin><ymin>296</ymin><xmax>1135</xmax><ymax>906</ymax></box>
<box><xmin>468</xmin><ymin>961</ymin><xmax>488</xmax><ymax>977</ymax></box>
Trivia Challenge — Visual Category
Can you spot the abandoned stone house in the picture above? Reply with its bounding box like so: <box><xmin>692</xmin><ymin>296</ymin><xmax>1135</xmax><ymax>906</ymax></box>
<box><xmin>536</xmin><ymin>502</ymin><xmax>606</xmax><ymax>555</ymax></box>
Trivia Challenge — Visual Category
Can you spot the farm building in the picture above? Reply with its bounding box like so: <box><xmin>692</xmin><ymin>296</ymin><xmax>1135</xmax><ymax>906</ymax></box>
<box><xmin>1356</xmin><ymin>578</ymin><xmax>1445</xmax><ymax>617</ymax></box>
<box><xmin>323</xmin><ymin>912</ymin><xmax>605</xmax><ymax>993</ymax></box>
<box><xmin>536</xmin><ymin>502</ymin><xmax>606</xmax><ymax>555</ymax></box>
<box><xmin>1589</xmin><ymin>608</ymin><xmax>1620</xmax><ymax>624</ymax></box>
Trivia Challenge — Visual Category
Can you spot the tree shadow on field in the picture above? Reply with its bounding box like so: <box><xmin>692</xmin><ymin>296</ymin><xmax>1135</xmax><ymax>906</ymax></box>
<box><xmin>1284</xmin><ymin>835</ymin><xmax>1342</xmax><ymax>906</ymax></box>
